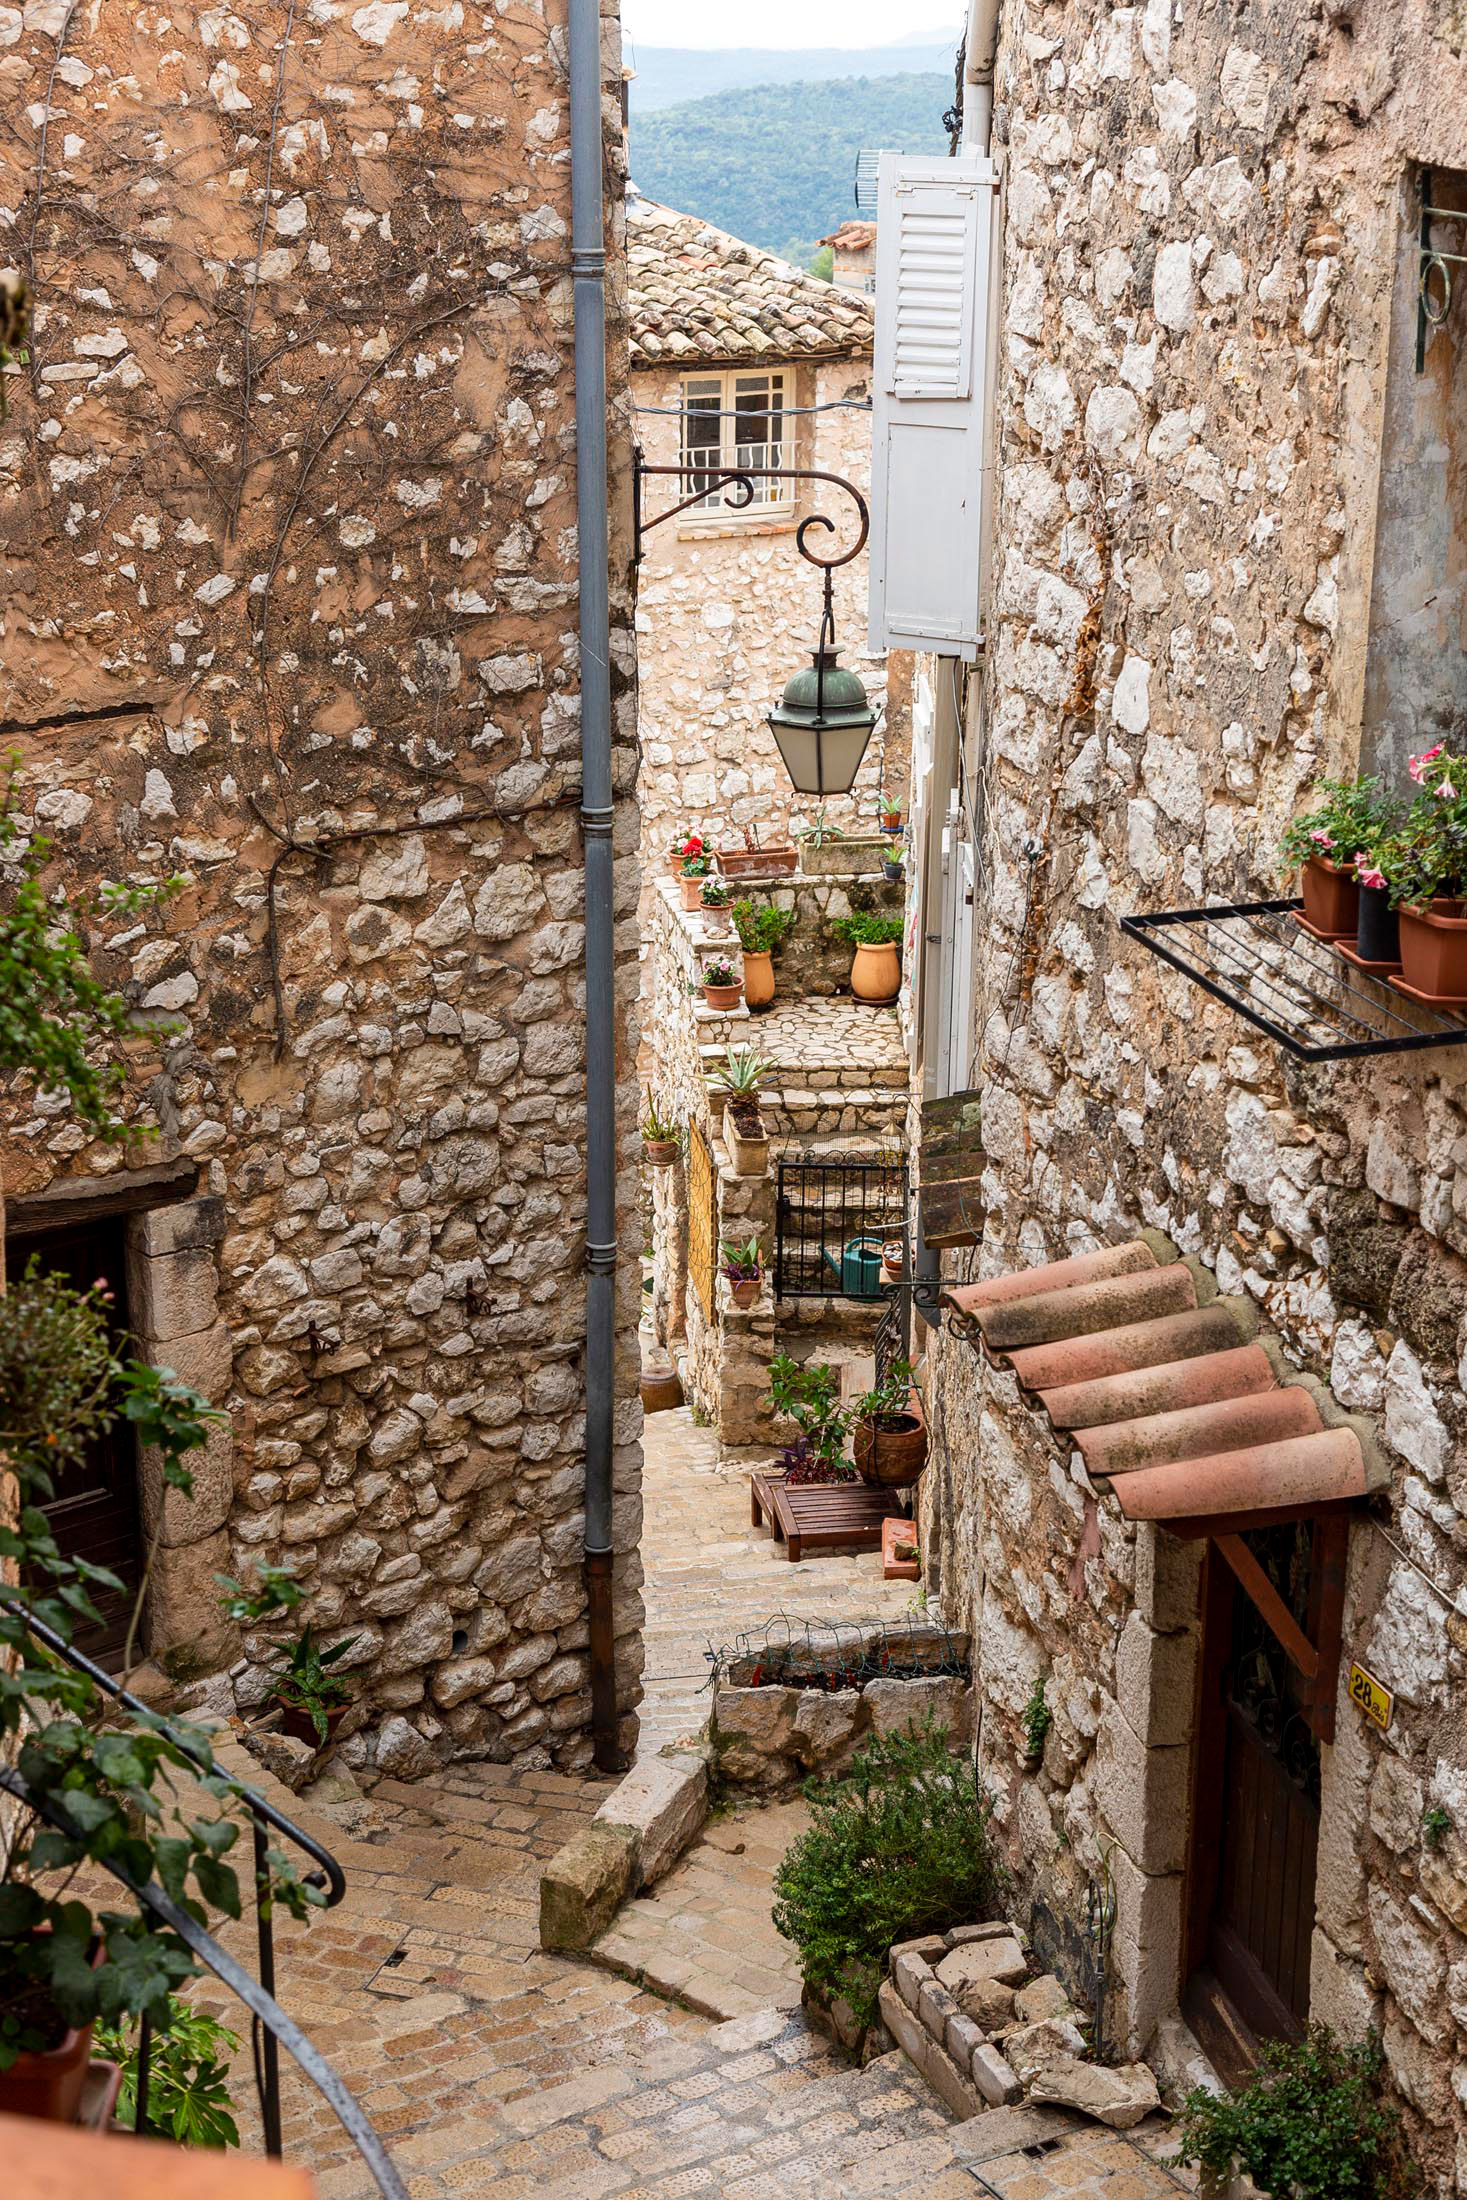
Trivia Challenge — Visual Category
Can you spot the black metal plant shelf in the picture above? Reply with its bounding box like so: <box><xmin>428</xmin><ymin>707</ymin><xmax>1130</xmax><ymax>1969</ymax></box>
<box><xmin>1120</xmin><ymin>899</ymin><xmax>1467</xmax><ymax>1063</ymax></box>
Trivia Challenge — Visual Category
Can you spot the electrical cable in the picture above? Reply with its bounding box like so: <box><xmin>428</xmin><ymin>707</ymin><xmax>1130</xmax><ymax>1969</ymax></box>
<box><xmin>631</xmin><ymin>397</ymin><xmax>873</xmax><ymax>418</ymax></box>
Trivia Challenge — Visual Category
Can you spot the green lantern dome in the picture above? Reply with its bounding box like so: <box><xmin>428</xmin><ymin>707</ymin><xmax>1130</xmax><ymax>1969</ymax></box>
<box><xmin>765</xmin><ymin>644</ymin><xmax>879</xmax><ymax>796</ymax></box>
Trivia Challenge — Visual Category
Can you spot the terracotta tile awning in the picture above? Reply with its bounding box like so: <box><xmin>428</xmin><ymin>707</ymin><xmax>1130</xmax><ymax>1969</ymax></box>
<box><xmin>944</xmin><ymin>1238</ymin><xmax>1386</xmax><ymax>1533</ymax></box>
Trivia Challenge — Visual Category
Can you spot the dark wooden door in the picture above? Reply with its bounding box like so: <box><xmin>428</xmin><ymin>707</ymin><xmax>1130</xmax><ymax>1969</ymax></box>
<box><xmin>8</xmin><ymin>1220</ymin><xmax>143</xmax><ymax>1669</ymax></box>
<box><xmin>1187</xmin><ymin>1523</ymin><xmax>1321</xmax><ymax>2067</ymax></box>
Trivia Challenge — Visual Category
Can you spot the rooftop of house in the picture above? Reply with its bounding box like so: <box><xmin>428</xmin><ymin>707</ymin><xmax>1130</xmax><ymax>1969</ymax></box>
<box><xmin>818</xmin><ymin>220</ymin><xmax>877</xmax><ymax>253</ymax></box>
<box><xmin>627</xmin><ymin>194</ymin><xmax>874</xmax><ymax>370</ymax></box>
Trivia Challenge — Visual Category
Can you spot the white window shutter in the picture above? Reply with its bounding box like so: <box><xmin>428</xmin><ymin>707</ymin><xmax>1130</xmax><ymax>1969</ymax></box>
<box><xmin>868</xmin><ymin>151</ymin><xmax>1000</xmax><ymax>659</ymax></box>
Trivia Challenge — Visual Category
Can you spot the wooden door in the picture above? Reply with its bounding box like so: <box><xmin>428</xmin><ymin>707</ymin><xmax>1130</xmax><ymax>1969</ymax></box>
<box><xmin>1186</xmin><ymin>1523</ymin><xmax>1321</xmax><ymax>2070</ymax></box>
<box><xmin>8</xmin><ymin>1220</ymin><xmax>143</xmax><ymax>1669</ymax></box>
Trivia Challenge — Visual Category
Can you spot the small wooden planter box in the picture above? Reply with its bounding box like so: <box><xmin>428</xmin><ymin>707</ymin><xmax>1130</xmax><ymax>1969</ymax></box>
<box><xmin>750</xmin><ymin>1471</ymin><xmax>890</xmax><ymax>1562</ymax></box>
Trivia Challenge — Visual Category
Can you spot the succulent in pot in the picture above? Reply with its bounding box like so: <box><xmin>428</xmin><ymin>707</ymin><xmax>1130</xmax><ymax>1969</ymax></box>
<box><xmin>1279</xmin><ymin>775</ymin><xmax>1401</xmax><ymax>940</ymax></box>
<box><xmin>830</xmin><ymin>911</ymin><xmax>904</xmax><ymax>1003</ymax></box>
<box><xmin>732</xmin><ymin>897</ymin><xmax>796</xmax><ymax>1009</ymax></box>
<box><xmin>881</xmin><ymin>852</ymin><xmax>904</xmax><ymax>883</ymax></box>
<box><xmin>850</xmin><ymin>1358</ymin><xmax>927</xmax><ymax>1488</ymax></box>
<box><xmin>702</xmin><ymin>957</ymin><xmax>743</xmax><ymax>1009</ymax></box>
<box><xmin>641</xmin><ymin>1091</ymin><xmax>680</xmax><ymax>1167</ymax></box>
<box><xmin>720</xmin><ymin>1235</ymin><xmax>764</xmax><ymax>1310</ymax></box>
<box><xmin>878</xmin><ymin>799</ymin><xmax>904</xmax><ymax>834</ymax></box>
<box><xmin>266</xmin><ymin>1624</ymin><xmax>359</xmax><ymax>1748</ymax></box>
<box><xmin>711</xmin><ymin>1046</ymin><xmax>771</xmax><ymax>1173</ymax></box>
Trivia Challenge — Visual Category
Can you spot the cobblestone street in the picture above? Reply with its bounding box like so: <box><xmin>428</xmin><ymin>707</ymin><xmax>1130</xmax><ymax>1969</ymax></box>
<box><xmin>200</xmin><ymin>1413</ymin><xmax>1197</xmax><ymax>2196</ymax></box>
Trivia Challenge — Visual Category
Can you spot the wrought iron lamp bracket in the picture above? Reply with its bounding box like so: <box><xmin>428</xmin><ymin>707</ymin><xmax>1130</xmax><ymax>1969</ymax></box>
<box><xmin>632</xmin><ymin>450</ymin><xmax>870</xmax><ymax>574</ymax></box>
<box><xmin>1416</xmin><ymin>165</ymin><xmax>1467</xmax><ymax>372</ymax></box>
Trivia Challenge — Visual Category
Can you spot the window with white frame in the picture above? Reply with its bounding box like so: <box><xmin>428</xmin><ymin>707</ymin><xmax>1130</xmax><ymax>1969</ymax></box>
<box><xmin>679</xmin><ymin>369</ymin><xmax>790</xmax><ymax>517</ymax></box>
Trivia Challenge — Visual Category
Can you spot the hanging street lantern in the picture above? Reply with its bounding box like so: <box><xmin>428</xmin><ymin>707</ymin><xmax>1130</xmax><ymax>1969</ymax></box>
<box><xmin>633</xmin><ymin>450</ymin><xmax>878</xmax><ymax>797</ymax></box>
<box><xmin>765</xmin><ymin>571</ymin><xmax>880</xmax><ymax>797</ymax></box>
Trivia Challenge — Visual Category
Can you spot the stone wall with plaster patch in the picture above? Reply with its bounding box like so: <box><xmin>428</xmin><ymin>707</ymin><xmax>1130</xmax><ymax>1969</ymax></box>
<box><xmin>913</xmin><ymin>0</ymin><xmax>1467</xmax><ymax>2179</ymax></box>
<box><xmin>0</xmin><ymin>0</ymin><xmax>645</xmax><ymax>1776</ymax></box>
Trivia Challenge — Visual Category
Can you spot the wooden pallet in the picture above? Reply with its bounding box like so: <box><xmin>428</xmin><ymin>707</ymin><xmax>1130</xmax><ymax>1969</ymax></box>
<box><xmin>750</xmin><ymin>1472</ymin><xmax>891</xmax><ymax>1563</ymax></box>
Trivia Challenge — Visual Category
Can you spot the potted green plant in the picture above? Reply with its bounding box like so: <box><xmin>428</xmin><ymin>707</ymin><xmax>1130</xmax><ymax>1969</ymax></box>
<box><xmin>641</xmin><ymin>1092</ymin><xmax>680</xmax><ymax>1167</ymax></box>
<box><xmin>0</xmin><ymin>1273</ymin><xmax>325</xmax><ymax>2125</ymax></box>
<box><xmin>1372</xmin><ymin>749</ymin><xmax>1467</xmax><ymax>1003</ymax></box>
<box><xmin>830</xmin><ymin>911</ymin><xmax>904</xmax><ymax>1003</ymax></box>
<box><xmin>878</xmin><ymin>798</ymin><xmax>904</xmax><ymax>834</ymax></box>
<box><xmin>1173</xmin><ymin>2025</ymin><xmax>1421</xmax><ymax>2200</ymax></box>
<box><xmin>881</xmin><ymin>850</ymin><xmax>904</xmax><ymax>884</ymax></box>
<box><xmin>718</xmin><ymin>822</ymin><xmax>798</xmax><ymax>880</ymax></box>
<box><xmin>732</xmin><ymin>897</ymin><xmax>796</xmax><ymax>1008</ymax></box>
<box><xmin>702</xmin><ymin>956</ymin><xmax>743</xmax><ymax>1009</ymax></box>
<box><xmin>767</xmin><ymin>1353</ymin><xmax>853</xmax><ymax>1482</ymax></box>
<box><xmin>699</xmin><ymin>875</ymin><xmax>733</xmax><ymax>934</ymax></box>
<box><xmin>1279</xmin><ymin>775</ymin><xmax>1399</xmax><ymax>940</ymax></box>
<box><xmin>850</xmin><ymin>1357</ymin><xmax>927</xmax><ymax>1488</ymax></box>
<box><xmin>266</xmin><ymin>1624</ymin><xmax>360</xmax><ymax>1749</ymax></box>
<box><xmin>680</xmin><ymin>840</ymin><xmax>714</xmax><ymax>910</ymax></box>
<box><xmin>711</xmin><ymin>1045</ymin><xmax>771</xmax><ymax>1174</ymax></box>
<box><xmin>720</xmin><ymin>1235</ymin><xmax>765</xmax><ymax>1310</ymax></box>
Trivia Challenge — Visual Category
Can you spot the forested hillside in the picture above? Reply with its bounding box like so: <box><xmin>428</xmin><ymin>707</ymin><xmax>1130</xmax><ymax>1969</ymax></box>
<box><xmin>625</xmin><ymin>40</ymin><xmax>958</xmax><ymax>111</ymax></box>
<box><xmin>628</xmin><ymin>74</ymin><xmax>952</xmax><ymax>271</ymax></box>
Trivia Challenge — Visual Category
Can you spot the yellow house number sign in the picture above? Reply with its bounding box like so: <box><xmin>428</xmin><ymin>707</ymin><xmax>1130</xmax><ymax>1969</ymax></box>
<box><xmin>1349</xmin><ymin>1662</ymin><xmax>1393</xmax><ymax>1732</ymax></box>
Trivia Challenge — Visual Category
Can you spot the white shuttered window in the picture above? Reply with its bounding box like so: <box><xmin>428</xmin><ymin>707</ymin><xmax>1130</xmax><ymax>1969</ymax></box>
<box><xmin>868</xmin><ymin>151</ymin><xmax>1001</xmax><ymax>659</ymax></box>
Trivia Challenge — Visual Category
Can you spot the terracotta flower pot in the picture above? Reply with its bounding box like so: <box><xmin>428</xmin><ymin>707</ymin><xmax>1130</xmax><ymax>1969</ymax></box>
<box><xmin>701</xmin><ymin>905</ymin><xmax>732</xmax><ymax>935</ymax></box>
<box><xmin>880</xmin><ymin>812</ymin><xmax>903</xmax><ymax>835</ymax></box>
<box><xmin>850</xmin><ymin>940</ymin><xmax>901</xmax><ymax>1003</ymax></box>
<box><xmin>742</xmin><ymin>948</ymin><xmax>776</xmax><ymax>1009</ymax></box>
<box><xmin>719</xmin><ymin>847</ymin><xmax>798</xmax><ymax>879</ymax></box>
<box><xmin>852</xmin><ymin>1411</ymin><xmax>928</xmax><ymax>1488</ymax></box>
<box><xmin>727</xmin><ymin>1276</ymin><xmax>760</xmax><ymax>1309</ymax></box>
<box><xmin>0</xmin><ymin>1941</ymin><xmax>105</xmax><ymax>2125</ymax></box>
<box><xmin>278</xmin><ymin>1699</ymin><xmax>349</xmax><ymax>1750</ymax></box>
<box><xmin>1299</xmin><ymin>854</ymin><xmax>1358</xmax><ymax>939</ymax></box>
<box><xmin>1396</xmin><ymin>901</ymin><xmax>1467</xmax><ymax>1003</ymax></box>
<box><xmin>643</xmin><ymin>1137</ymin><xmax>678</xmax><ymax>1168</ymax></box>
<box><xmin>704</xmin><ymin>981</ymin><xmax>743</xmax><ymax>1010</ymax></box>
<box><xmin>680</xmin><ymin>875</ymin><xmax>708</xmax><ymax>910</ymax></box>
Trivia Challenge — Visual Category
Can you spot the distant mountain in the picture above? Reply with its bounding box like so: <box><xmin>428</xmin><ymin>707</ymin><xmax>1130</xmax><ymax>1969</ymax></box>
<box><xmin>629</xmin><ymin>73</ymin><xmax>952</xmax><ymax>272</ymax></box>
<box><xmin>624</xmin><ymin>41</ymin><xmax>959</xmax><ymax>112</ymax></box>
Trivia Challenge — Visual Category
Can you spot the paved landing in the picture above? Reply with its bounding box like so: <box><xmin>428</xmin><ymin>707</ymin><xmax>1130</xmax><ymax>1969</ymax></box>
<box><xmin>637</xmin><ymin>1403</ymin><xmax>914</xmax><ymax>1755</ymax></box>
<box><xmin>593</xmin><ymin>1798</ymin><xmax>809</xmax><ymax>2020</ymax></box>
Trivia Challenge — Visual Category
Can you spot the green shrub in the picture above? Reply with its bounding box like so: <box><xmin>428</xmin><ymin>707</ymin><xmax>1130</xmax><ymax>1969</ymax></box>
<box><xmin>771</xmin><ymin>1720</ymin><xmax>1002</xmax><ymax>2033</ymax></box>
<box><xmin>732</xmin><ymin>898</ymin><xmax>795</xmax><ymax>955</ymax></box>
<box><xmin>1173</xmin><ymin>2027</ymin><xmax>1420</xmax><ymax>2200</ymax></box>
<box><xmin>830</xmin><ymin>912</ymin><xmax>903</xmax><ymax>948</ymax></box>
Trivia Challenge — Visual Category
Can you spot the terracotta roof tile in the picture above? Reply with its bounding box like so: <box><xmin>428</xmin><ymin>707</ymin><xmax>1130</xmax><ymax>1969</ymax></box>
<box><xmin>1040</xmin><ymin>1343</ymin><xmax>1278</xmax><ymax>1431</ymax></box>
<box><xmin>627</xmin><ymin>195</ymin><xmax>875</xmax><ymax>371</ymax></box>
<box><xmin>942</xmin><ymin>1241</ymin><xmax>1376</xmax><ymax>1530</ymax></box>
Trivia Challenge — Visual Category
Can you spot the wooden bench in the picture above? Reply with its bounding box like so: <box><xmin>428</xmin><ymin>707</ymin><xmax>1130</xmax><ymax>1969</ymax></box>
<box><xmin>750</xmin><ymin>1472</ymin><xmax>891</xmax><ymax>1563</ymax></box>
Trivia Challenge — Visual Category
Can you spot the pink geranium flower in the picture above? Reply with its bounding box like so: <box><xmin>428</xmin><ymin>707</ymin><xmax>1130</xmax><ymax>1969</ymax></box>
<box><xmin>1309</xmin><ymin>828</ymin><xmax>1335</xmax><ymax>849</ymax></box>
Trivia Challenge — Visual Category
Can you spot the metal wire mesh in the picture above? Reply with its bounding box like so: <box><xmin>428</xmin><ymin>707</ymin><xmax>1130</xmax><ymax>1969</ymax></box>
<box><xmin>775</xmin><ymin>1156</ymin><xmax>908</xmax><ymax>1298</ymax></box>
<box><xmin>704</xmin><ymin>1612</ymin><xmax>968</xmax><ymax>1693</ymax></box>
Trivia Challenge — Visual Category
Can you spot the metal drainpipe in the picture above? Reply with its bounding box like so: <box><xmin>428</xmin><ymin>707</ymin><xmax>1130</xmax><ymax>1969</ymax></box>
<box><xmin>568</xmin><ymin>0</ymin><xmax>621</xmax><ymax>1774</ymax></box>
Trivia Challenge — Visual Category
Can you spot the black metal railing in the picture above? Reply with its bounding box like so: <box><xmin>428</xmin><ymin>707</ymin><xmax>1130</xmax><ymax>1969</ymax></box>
<box><xmin>1</xmin><ymin>1597</ymin><xmax>407</xmax><ymax>2197</ymax></box>
<box><xmin>774</xmin><ymin>1155</ymin><xmax>908</xmax><ymax>1299</ymax></box>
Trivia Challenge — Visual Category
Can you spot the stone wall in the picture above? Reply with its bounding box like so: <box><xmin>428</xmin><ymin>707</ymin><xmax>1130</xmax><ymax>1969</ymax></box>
<box><xmin>917</xmin><ymin>0</ymin><xmax>1467</xmax><ymax>2180</ymax></box>
<box><xmin>0</xmin><ymin>0</ymin><xmax>645</xmax><ymax>1775</ymax></box>
<box><xmin>633</xmin><ymin>355</ymin><xmax>912</xmax><ymax>892</ymax></box>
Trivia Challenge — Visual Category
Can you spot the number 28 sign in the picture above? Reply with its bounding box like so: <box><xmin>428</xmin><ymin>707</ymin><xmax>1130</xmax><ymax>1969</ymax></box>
<box><xmin>1349</xmin><ymin>1661</ymin><xmax>1393</xmax><ymax>1732</ymax></box>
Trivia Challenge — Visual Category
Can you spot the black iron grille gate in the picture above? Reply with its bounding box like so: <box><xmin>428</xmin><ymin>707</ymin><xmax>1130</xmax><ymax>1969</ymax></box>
<box><xmin>775</xmin><ymin>1156</ymin><xmax>908</xmax><ymax>1299</ymax></box>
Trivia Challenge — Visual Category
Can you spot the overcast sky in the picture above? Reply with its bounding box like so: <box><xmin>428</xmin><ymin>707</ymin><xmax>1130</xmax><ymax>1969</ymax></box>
<box><xmin>621</xmin><ymin>4</ymin><xmax>959</xmax><ymax>46</ymax></box>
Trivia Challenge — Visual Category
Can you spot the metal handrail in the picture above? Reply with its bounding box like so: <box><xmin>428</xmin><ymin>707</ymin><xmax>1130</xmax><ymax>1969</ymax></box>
<box><xmin>2</xmin><ymin>1596</ymin><xmax>407</xmax><ymax>2196</ymax></box>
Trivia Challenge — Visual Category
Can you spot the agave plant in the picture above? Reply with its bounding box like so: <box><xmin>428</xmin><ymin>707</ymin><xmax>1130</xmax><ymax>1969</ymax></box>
<box><xmin>712</xmin><ymin>1045</ymin><xmax>770</xmax><ymax>1101</ymax></box>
